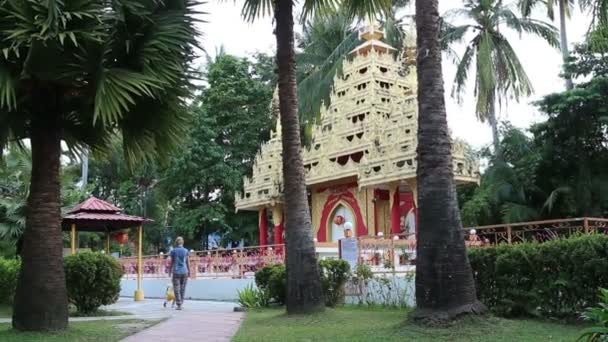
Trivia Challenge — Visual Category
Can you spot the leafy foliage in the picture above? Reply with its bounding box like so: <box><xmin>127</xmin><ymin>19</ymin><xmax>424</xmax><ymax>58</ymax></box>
<box><xmin>460</xmin><ymin>41</ymin><xmax>608</xmax><ymax>225</ymax></box>
<box><xmin>256</xmin><ymin>260</ymin><xmax>351</xmax><ymax>307</ymax></box>
<box><xmin>469</xmin><ymin>234</ymin><xmax>608</xmax><ymax>319</ymax></box>
<box><xmin>237</xmin><ymin>283</ymin><xmax>271</xmax><ymax>308</ymax></box>
<box><xmin>0</xmin><ymin>146</ymin><xmax>84</xmax><ymax>251</ymax></box>
<box><xmin>255</xmin><ymin>264</ymin><xmax>287</xmax><ymax>305</ymax></box>
<box><xmin>161</xmin><ymin>53</ymin><xmax>274</xmax><ymax>248</ymax></box>
<box><xmin>579</xmin><ymin>288</ymin><xmax>608</xmax><ymax>341</ymax></box>
<box><xmin>64</xmin><ymin>252</ymin><xmax>123</xmax><ymax>314</ymax></box>
<box><xmin>0</xmin><ymin>258</ymin><xmax>19</xmax><ymax>305</ymax></box>
<box><xmin>446</xmin><ymin>0</ymin><xmax>559</xmax><ymax>151</ymax></box>
<box><xmin>319</xmin><ymin>259</ymin><xmax>351</xmax><ymax>307</ymax></box>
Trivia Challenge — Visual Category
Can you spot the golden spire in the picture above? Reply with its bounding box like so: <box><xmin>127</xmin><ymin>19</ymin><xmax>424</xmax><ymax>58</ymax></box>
<box><xmin>359</xmin><ymin>16</ymin><xmax>384</xmax><ymax>41</ymax></box>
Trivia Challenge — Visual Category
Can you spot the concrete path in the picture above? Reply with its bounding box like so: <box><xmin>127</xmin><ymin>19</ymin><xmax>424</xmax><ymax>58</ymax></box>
<box><xmin>113</xmin><ymin>298</ymin><xmax>245</xmax><ymax>342</ymax></box>
<box><xmin>0</xmin><ymin>298</ymin><xmax>246</xmax><ymax>342</ymax></box>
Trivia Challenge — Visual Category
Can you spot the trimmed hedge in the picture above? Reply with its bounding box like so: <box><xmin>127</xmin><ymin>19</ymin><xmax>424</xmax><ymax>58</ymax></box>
<box><xmin>64</xmin><ymin>252</ymin><xmax>123</xmax><ymax>314</ymax></box>
<box><xmin>0</xmin><ymin>258</ymin><xmax>20</xmax><ymax>305</ymax></box>
<box><xmin>469</xmin><ymin>234</ymin><xmax>608</xmax><ymax>318</ymax></box>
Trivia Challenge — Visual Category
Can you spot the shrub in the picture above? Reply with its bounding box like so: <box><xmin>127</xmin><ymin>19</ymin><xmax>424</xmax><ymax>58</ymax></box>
<box><xmin>0</xmin><ymin>258</ymin><xmax>20</xmax><ymax>305</ymax></box>
<box><xmin>237</xmin><ymin>284</ymin><xmax>271</xmax><ymax>308</ymax></box>
<box><xmin>255</xmin><ymin>264</ymin><xmax>286</xmax><ymax>304</ymax></box>
<box><xmin>255</xmin><ymin>260</ymin><xmax>352</xmax><ymax>307</ymax></box>
<box><xmin>319</xmin><ymin>259</ymin><xmax>350</xmax><ymax>307</ymax></box>
<box><xmin>64</xmin><ymin>252</ymin><xmax>123</xmax><ymax>314</ymax></box>
<box><xmin>469</xmin><ymin>234</ymin><xmax>608</xmax><ymax>319</ymax></box>
<box><xmin>579</xmin><ymin>288</ymin><xmax>608</xmax><ymax>342</ymax></box>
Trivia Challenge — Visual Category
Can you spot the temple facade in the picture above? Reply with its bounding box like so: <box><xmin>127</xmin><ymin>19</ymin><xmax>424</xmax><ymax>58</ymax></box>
<box><xmin>235</xmin><ymin>24</ymin><xmax>480</xmax><ymax>246</ymax></box>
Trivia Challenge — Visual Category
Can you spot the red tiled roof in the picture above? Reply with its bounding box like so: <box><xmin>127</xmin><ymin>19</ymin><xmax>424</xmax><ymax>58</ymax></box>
<box><xmin>68</xmin><ymin>196</ymin><xmax>121</xmax><ymax>214</ymax></box>
<box><xmin>62</xmin><ymin>196</ymin><xmax>153</xmax><ymax>231</ymax></box>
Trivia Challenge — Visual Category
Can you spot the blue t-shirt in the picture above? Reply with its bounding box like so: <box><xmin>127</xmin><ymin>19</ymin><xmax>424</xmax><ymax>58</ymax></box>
<box><xmin>170</xmin><ymin>247</ymin><xmax>189</xmax><ymax>275</ymax></box>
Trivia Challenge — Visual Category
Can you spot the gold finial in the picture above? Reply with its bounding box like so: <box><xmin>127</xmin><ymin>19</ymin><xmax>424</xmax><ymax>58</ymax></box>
<box><xmin>359</xmin><ymin>16</ymin><xmax>384</xmax><ymax>41</ymax></box>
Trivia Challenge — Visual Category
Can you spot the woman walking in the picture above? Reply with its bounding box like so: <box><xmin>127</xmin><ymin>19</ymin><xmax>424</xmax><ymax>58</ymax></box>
<box><xmin>170</xmin><ymin>237</ymin><xmax>190</xmax><ymax>310</ymax></box>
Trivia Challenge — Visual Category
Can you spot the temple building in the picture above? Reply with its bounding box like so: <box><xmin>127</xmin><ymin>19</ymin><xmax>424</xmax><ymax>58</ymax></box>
<box><xmin>235</xmin><ymin>23</ymin><xmax>480</xmax><ymax>246</ymax></box>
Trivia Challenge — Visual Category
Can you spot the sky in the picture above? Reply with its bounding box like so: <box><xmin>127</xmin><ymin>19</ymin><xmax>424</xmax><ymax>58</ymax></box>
<box><xmin>195</xmin><ymin>1</ymin><xmax>592</xmax><ymax>149</ymax></box>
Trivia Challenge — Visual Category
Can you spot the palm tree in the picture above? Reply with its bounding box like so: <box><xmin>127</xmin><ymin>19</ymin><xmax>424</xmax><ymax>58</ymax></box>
<box><xmin>297</xmin><ymin>4</ymin><xmax>408</xmax><ymax>126</ymax></box>
<box><xmin>0</xmin><ymin>0</ymin><xmax>200</xmax><ymax>331</ymax></box>
<box><xmin>297</xmin><ymin>11</ymin><xmax>359</xmax><ymax>124</ymax></box>
<box><xmin>448</xmin><ymin>0</ymin><xmax>559</xmax><ymax>158</ymax></box>
<box><xmin>520</xmin><ymin>0</ymin><xmax>608</xmax><ymax>87</ymax></box>
<box><xmin>519</xmin><ymin>0</ymin><xmax>578</xmax><ymax>89</ymax></box>
<box><xmin>413</xmin><ymin>0</ymin><xmax>487</xmax><ymax>322</ymax></box>
<box><xmin>0</xmin><ymin>147</ymin><xmax>83</xmax><ymax>244</ymax></box>
<box><xmin>239</xmin><ymin>0</ymin><xmax>390</xmax><ymax>314</ymax></box>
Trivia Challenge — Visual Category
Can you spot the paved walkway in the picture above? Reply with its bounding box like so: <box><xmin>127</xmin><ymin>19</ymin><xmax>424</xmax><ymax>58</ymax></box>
<box><xmin>0</xmin><ymin>298</ymin><xmax>245</xmax><ymax>342</ymax></box>
<box><xmin>110</xmin><ymin>298</ymin><xmax>245</xmax><ymax>342</ymax></box>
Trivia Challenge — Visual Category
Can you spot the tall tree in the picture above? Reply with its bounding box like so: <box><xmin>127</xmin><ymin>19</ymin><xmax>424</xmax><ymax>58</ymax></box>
<box><xmin>448</xmin><ymin>0</ymin><xmax>559</xmax><ymax>158</ymax></box>
<box><xmin>162</xmin><ymin>53</ymin><xmax>274</xmax><ymax>249</ymax></box>
<box><xmin>414</xmin><ymin>0</ymin><xmax>486</xmax><ymax>321</ymax></box>
<box><xmin>519</xmin><ymin>0</ymin><xmax>577</xmax><ymax>89</ymax></box>
<box><xmin>0</xmin><ymin>0</ymin><xmax>200</xmax><ymax>331</ymax></box>
<box><xmin>520</xmin><ymin>0</ymin><xmax>608</xmax><ymax>87</ymax></box>
<box><xmin>239</xmin><ymin>0</ymin><xmax>391</xmax><ymax>314</ymax></box>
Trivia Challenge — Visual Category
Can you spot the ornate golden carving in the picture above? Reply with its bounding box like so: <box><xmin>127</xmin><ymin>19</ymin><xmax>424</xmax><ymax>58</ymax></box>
<box><xmin>235</xmin><ymin>23</ymin><xmax>480</xmax><ymax>212</ymax></box>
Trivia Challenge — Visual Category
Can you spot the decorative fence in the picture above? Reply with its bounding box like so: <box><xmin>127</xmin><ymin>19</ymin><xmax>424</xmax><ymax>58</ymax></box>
<box><xmin>464</xmin><ymin>217</ymin><xmax>608</xmax><ymax>244</ymax></box>
<box><xmin>118</xmin><ymin>217</ymin><xmax>608</xmax><ymax>280</ymax></box>
<box><xmin>120</xmin><ymin>244</ymin><xmax>285</xmax><ymax>280</ymax></box>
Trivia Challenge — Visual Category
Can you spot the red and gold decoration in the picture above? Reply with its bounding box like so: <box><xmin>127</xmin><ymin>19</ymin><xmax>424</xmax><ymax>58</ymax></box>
<box><xmin>113</xmin><ymin>231</ymin><xmax>129</xmax><ymax>245</ymax></box>
<box><xmin>333</xmin><ymin>215</ymin><xmax>345</xmax><ymax>225</ymax></box>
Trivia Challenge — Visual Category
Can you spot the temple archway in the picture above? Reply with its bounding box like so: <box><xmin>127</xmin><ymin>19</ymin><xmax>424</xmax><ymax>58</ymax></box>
<box><xmin>328</xmin><ymin>203</ymin><xmax>356</xmax><ymax>242</ymax></box>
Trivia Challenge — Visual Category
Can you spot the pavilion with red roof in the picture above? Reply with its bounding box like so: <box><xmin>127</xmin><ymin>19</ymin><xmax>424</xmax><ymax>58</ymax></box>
<box><xmin>62</xmin><ymin>196</ymin><xmax>152</xmax><ymax>301</ymax></box>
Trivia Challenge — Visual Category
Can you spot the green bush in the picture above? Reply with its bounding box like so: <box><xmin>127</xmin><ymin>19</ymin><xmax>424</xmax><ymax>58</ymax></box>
<box><xmin>469</xmin><ymin>234</ymin><xmax>608</xmax><ymax>319</ymax></box>
<box><xmin>237</xmin><ymin>283</ymin><xmax>271</xmax><ymax>308</ymax></box>
<box><xmin>0</xmin><ymin>258</ymin><xmax>20</xmax><ymax>305</ymax></box>
<box><xmin>579</xmin><ymin>288</ymin><xmax>608</xmax><ymax>341</ymax></box>
<box><xmin>64</xmin><ymin>252</ymin><xmax>123</xmax><ymax>314</ymax></box>
<box><xmin>319</xmin><ymin>259</ymin><xmax>350</xmax><ymax>307</ymax></box>
<box><xmin>255</xmin><ymin>264</ymin><xmax>286</xmax><ymax>304</ymax></box>
<box><xmin>255</xmin><ymin>260</ymin><xmax>351</xmax><ymax>307</ymax></box>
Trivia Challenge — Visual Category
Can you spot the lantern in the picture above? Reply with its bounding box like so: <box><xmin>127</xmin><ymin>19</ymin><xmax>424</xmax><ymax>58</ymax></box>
<box><xmin>113</xmin><ymin>232</ymin><xmax>129</xmax><ymax>245</ymax></box>
<box><xmin>333</xmin><ymin>215</ymin><xmax>345</xmax><ymax>225</ymax></box>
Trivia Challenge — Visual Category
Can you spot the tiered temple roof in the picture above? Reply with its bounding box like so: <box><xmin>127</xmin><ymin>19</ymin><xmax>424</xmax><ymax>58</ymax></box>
<box><xmin>235</xmin><ymin>23</ymin><xmax>480</xmax><ymax>211</ymax></box>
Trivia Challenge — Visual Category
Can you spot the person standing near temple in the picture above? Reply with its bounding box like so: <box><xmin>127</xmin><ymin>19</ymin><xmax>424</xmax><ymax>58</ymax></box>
<box><xmin>170</xmin><ymin>237</ymin><xmax>190</xmax><ymax>310</ymax></box>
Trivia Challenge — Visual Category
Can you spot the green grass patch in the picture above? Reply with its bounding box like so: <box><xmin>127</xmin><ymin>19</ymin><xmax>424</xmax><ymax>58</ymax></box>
<box><xmin>0</xmin><ymin>319</ymin><xmax>159</xmax><ymax>342</ymax></box>
<box><xmin>234</xmin><ymin>307</ymin><xmax>585</xmax><ymax>342</ymax></box>
<box><xmin>69</xmin><ymin>309</ymin><xmax>131</xmax><ymax>317</ymax></box>
<box><xmin>0</xmin><ymin>304</ymin><xmax>131</xmax><ymax>319</ymax></box>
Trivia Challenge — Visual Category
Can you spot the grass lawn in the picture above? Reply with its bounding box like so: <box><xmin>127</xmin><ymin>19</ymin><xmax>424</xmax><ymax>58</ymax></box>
<box><xmin>0</xmin><ymin>319</ymin><xmax>159</xmax><ymax>342</ymax></box>
<box><xmin>234</xmin><ymin>307</ymin><xmax>585</xmax><ymax>342</ymax></box>
<box><xmin>0</xmin><ymin>304</ymin><xmax>130</xmax><ymax>319</ymax></box>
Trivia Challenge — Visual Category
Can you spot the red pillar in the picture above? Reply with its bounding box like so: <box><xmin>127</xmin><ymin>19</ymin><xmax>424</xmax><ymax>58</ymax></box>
<box><xmin>391</xmin><ymin>188</ymin><xmax>401</xmax><ymax>234</ymax></box>
<box><xmin>259</xmin><ymin>208</ymin><xmax>268</xmax><ymax>246</ymax></box>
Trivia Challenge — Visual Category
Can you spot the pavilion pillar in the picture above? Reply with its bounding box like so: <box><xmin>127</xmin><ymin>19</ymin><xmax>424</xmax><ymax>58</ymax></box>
<box><xmin>272</xmin><ymin>205</ymin><xmax>284</xmax><ymax>245</ymax></box>
<box><xmin>258</xmin><ymin>208</ymin><xmax>268</xmax><ymax>246</ymax></box>
<box><xmin>105</xmin><ymin>231</ymin><xmax>111</xmax><ymax>254</ymax></box>
<box><xmin>390</xmin><ymin>184</ymin><xmax>401</xmax><ymax>235</ymax></box>
<box><xmin>134</xmin><ymin>225</ymin><xmax>145</xmax><ymax>301</ymax></box>
<box><xmin>71</xmin><ymin>224</ymin><xmax>77</xmax><ymax>255</ymax></box>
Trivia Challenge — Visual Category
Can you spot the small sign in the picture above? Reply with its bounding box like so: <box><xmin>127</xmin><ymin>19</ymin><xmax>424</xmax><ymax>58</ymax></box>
<box><xmin>339</xmin><ymin>238</ymin><xmax>359</xmax><ymax>271</ymax></box>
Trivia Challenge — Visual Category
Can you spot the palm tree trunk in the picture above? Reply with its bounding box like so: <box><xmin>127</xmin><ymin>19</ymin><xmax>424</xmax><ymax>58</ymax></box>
<box><xmin>488</xmin><ymin>97</ymin><xmax>501</xmax><ymax>159</ymax></box>
<box><xmin>13</xmin><ymin>120</ymin><xmax>69</xmax><ymax>331</ymax></box>
<box><xmin>559</xmin><ymin>0</ymin><xmax>574</xmax><ymax>90</ymax></box>
<box><xmin>413</xmin><ymin>0</ymin><xmax>486</xmax><ymax>322</ymax></box>
<box><xmin>274</xmin><ymin>0</ymin><xmax>324</xmax><ymax>314</ymax></box>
